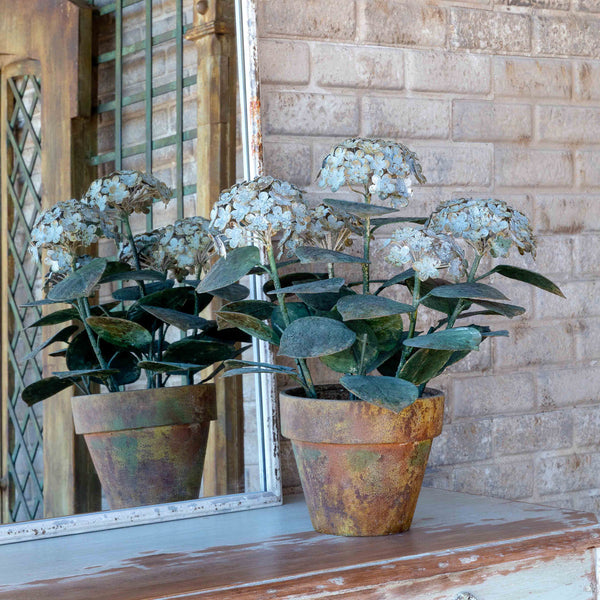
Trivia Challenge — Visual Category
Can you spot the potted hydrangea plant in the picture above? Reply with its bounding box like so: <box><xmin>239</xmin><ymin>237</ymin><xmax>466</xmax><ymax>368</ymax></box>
<box><xmin>24</xmin><ymin>171</ymin><xmax>247</xmax><ymax>509</ymax></box>
<box><xmin>200</xmin><ymin>138</ymin><xmax>565</xmax><ymax>537</ymax></box>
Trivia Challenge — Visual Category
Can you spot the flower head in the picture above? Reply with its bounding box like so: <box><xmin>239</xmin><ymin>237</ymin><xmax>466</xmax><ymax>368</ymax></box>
<box><xmin>300</xmin><ymin>203</ymin><xmax>361</xmax><ymax>252</ymax></box>
<box><xmin>84</xmin><ymin>170</ymin><xmax>172</xmax><ymax>216</ymax></box>
<box><xmin>427</xmin><ymin>198</ymin><xmax>536</xmax><ymax>258</ymax></box>
<box><xmin>384</xmin><ymin>226</ymin><xmax>467</xmax><ymax>282</ymax></box>
<box><xmin>318</xmin><ymin>138</ymin><xmax>425</xmax><ymax>209</ymax></box>
<box><xmin>210</xmin><ymin>176</ymin><xmax>310</xmax><ymax>256</ymax></box>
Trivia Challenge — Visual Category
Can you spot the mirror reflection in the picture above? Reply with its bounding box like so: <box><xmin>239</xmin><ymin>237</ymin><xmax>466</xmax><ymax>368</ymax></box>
<box><xmin>0</xmin><ymin>0</ymin><xmax>269</xmax><ymax>528</ymax></box>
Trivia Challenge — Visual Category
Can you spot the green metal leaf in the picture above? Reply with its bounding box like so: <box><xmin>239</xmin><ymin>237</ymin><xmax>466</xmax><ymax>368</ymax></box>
<box><xmin>268</xmin><ymin>277</ymin><xmax>345</xmax><ymax>296</ymax></box>
<box><xmin>323</xmin><ymin>198</ymin><xmax>397</xmax><ymax>217</ymax></box>
<box><xmin>141</xmin><ymin>306</ymin><xmax>210</xmax><ymax>331</ymax></box>
<box><xmin>224</xmin><ymin>359</ymin><xmax>297</xmax><ymax>374</ymax></box>
<box><xmin>371</xmin><ymin>216</ymin><xmax>427</xmax><ymax>229</ymax></box>
<box><xmin>295</xmin><ymin>246</ymin><xmax>366</xmax><ymax>264</ymax></box>
<box><xmin>399</xmin><ymin>348</ymin><xmax>454</xmax><ymax>385</ymax></box>
<box><xmin>403</xmin><ymin>327</ymin><xmax>482</xmax><ymax>351</ymax></box>
<box><xmin>263</xmin><ymin>272</ymin><xmax>322</xmax><ymax>296</ymax></box>
<box><xmin>47</xmin><ymin>258</ymin><xmax>108</xmax><ymax>301</ymax></box>
<box><xmin>100</xmin><ymin>265</ymin><xmax>166</xmax><ymax>283</ymax></box>
<box><xmin>108</xmin><ymin>351</ymin><xmax>142</xmax><ymax>386</ymax></box>
<box><xmin>340</xmin><ymin>375</ymin><xmax>419</xmax><ymax>413</ymax></box>
<box><xmin>113</xmin><ymin>280</ymin><xmax>174</xmax><ymax>301</ymax></box>
<box><xmin>66</xmin><ymin>331</ymin><xmax>101</xmax><ymax>371</ymax></box>
<box><xmin>52</xmin><ymin>369</ymin><xmax>119</xmax><ymax>380</ymax></box>
<box><xmin>271</xmin><ymin>302</ymin><xmax>311</xmax><ymax>333</ymax></box>
<box><xmin>429</xmin><ymin>282</ymin><xmax>508</xmax><ymax>301</ymax></box>
<box><xmin>24</xmin><ymin>324</ymin><xmax>80</xmax><ymax>361</ymax></box>
<box><xmin>216</xmin><ymin>311</ymin><xmax>280</xmax><ymax>345</ymax></box>
<box><xmin>86</xmin><ymin>316</ymin><xmax>152</xmax><ymax>349</ymax></box>
<box><xmin>220</xmin><ymin>300</ymin><xmax>274</xmax><ymax>320</ymax></box>
<box><xmin>22</xmin><ymin>377</ymin><xmax>74</xmax><ymax>406</ymax></box>
<box><xmin>197</xmin><ymin>246</ymin><xmax>261</xmax><ymax>293</ymax></box>
<box><xmin>367</xmin><ymin>314</ymin><xmax>404</xmax><ymax>352</ymax></box>
<box><xmin>163</xmin><ymin>339</ymin><xmax>236</xmax><ymax>365</ymax></box>
<box><xmin>488</xmin><ymin>265</ymin><xmax>565</xmax><ymax>297</ymax></box>
<box><xmin>211</xmin><ymin>283</ymin><xmax>250</xmax><ymax>302</ymax></box>
<box><xmin>27</xmin><ymin>308</ymin><xmax>80</xmax><ymax>328</ymax></box>
<box><xmin>319</xmin><ymin>321</ymin><xmax>378</xmax><ymax>375</ymax></box>
<box><xmin>375</xmin><ymin>269</ymin><xmax>415</xmax><ymax>295</ymax></box>
<box><xmin>471</xmin><ymin>299</ymin><xmax>526</xmax><ymax>318</ymax></box>
<box><xmin>279</xmin><ymin>316</ymin><xmax>356</xmax><ymax>358</ymax></box>
<box><xmin>128</xmin><ymin>286</ymin><xmax>196</xmax><ymax>324</ymax></box>
<box><xmin>223</xmin><ymin>367</ymin><xmax>302</xmax><ymax>381</ymax></box>
<box><xmin>336</xmin><ymin>295</ymin><xmax>413</xmax><ymax>321</ymax></box>
<box><xmin>137</xmin><ymin>360</ymin><xmax>202</xmax><ymax>373</ymax></box>
<box><xmin>299</xmin><ymin>286</ymin><xmax>355</xmax><ymax>312</ymax></box>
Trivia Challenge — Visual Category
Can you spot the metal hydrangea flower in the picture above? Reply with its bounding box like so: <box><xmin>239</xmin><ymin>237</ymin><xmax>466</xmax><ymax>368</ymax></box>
<box><xmin>317</xmin><ymin>137</ymin><xmax>426</xmax><ymax>209</ymax></box>
<box><xmin>210</xmin><ymin>176</ymin><xmax>311</xmax><ymax>256</ymax></box>
<box><xmin>426</xmin><ymin>198</ymin><xmax>536</xmax><ymax>258</ymax></box>
<box><xmin>84</xmin><ymin>170</ymin><xmax>172</xmax><ymax>216</ymax></box>
<box><xmin>30</xmin><ymin>198</ymin><xmax>118</xmax><ymax>273</ymax></box>
<box><xmin>384</xmin><ymin>226</ymin><xmax>467</xmax><ymax>282</ymax></box>
<box><xmin>119</xmin><ymin>216</ymin><xmax>216</xmax><ymax>281</ymax></box>
<box><xmin>300</xmin><ymin>203</ymin><xmax>362</xmax><ymax>252</ymax></box>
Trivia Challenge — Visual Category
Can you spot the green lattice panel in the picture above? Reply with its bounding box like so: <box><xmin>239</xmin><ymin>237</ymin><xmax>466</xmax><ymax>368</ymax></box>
<box><xmin>5</xmin><ymin>74</ymin><xmax>44</xmax><ymax>523</ymax></box>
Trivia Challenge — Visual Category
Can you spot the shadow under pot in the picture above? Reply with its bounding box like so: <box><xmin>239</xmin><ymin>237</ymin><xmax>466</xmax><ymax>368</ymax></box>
<box><xmin>71</xmin><ymin>383</ymin><xmax>216</xmax><ymax>510</ymax></box>
<box><xmin>279</xmin><ymin>384</ymin><xmax>444</xmax><ymax>537</ymax></box>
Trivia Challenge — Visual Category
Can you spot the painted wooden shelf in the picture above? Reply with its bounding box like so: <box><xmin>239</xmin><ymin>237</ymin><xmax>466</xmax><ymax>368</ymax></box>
<box><xmin>1</xmin><ymin>488</ymin><xmax>599</xmax><ymax>599</ymax></box>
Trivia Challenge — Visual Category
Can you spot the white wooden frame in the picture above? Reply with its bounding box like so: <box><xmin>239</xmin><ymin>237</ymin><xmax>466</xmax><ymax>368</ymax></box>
<box><xmin>0</xmin><ymin>0</ymin><xmax>282</xmax><ymax>545</ymax></box>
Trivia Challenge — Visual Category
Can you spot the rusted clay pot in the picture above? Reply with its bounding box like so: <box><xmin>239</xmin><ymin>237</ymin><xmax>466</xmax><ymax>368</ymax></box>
<box><xmin>71</xmin><ymin>384</ymin><xmax>216</xmax><ymax>510</ymax></box>
<box><xmin>280</xmin><ymin>384</ymin><xmax>444</xmax><ymax>537</ymax></box>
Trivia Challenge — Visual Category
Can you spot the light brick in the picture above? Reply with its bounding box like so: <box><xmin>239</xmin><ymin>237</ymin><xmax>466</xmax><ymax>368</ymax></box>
<box><xmin>495</xmin><ymin>148</ymin><xmax>572</xmax><ymax>187</ymax></box>
<box><xmin>496</xmin><ymin>321</ymin><xmax>575</xmax><ymax>369</ymax></box>
<box><xmin>429</xmin><ymin>420</ymin><xmax>493</xmax><ymax>466</ymax></box>
<box><xmin>453</xmin><ymin>101</ymin><xmax>531</xmax><ymax>142</ymax></box>
<box><xmin>362</xmin><ymin>97</ymin><xmax>450</xmax><ymax>139</ymax></box>
<box><xmin>452</xmin><ymin>373</ymin><xmax>535</xmax><ymax>419</ymax></box>
<box><xmin>534</xmin><ymin>14</ymin><xmax>600</xmax><ymax>57</ymax></box>
<box><xmin>494</xmin><ymin>57</ymin><xmax>571</xmax><ymax>99</ymax></box>
<box><xmin>536</xmin><ymin>194</ymin><xmax>600</xmax><ymax>233</ymax></box>
<box><xmin>576</xmin><ymin>150</ymin><xmax>600</xmax><ymax>188</ymax></box>
<box><xmin>446</xmin><ymin>342</ymin><xmax>492</xmax><ymax>374</ymax></box>
<box><xmin>535</xmin><ymin>490</ymin><xmax>600</xmax><ymax>514</ymax></box>
<box><xmin>574</xmin><ymin>234</ymin><xmax>600</xmax><ymax>276</ymax></box>
<box><xmin>574</xmin><ymin>404</ymin><xmax>600</xmax><ymax>446</ymax></box>
<box><xmin>493</xmin><ymin>411</ymin><xmax>573</xmax><ymax>456</ymax></box>
<box><xmin>535</xmin><ymin>280</ymin><xmax>600</xmax><ymax>320</ymax></box>
<box><xmin>537</xmin><ymin>453</ymin><xmax>600</xmax><ymax>494</ymax></box>
<box><xmin>450</xmin><ymin>8</ymin><xmax>531</xmax><ymax>52</ymax></box>
<box><xmin>406</xmin><ymin>50</ymin><xmax>490</xmax><ymax>94</ymax></box>
<box><xmin>263</xmin><ymin>92</ymin><xmax>359</xmax><ymax>136</ymax></box>
<box><xmin>263</xmin><ymin>142</ymin><xmax>312</xmax><ymax>187</ymax></box>
<box><xmin>313</xmin><ymin>44</ymin><xmax>404</xmax><ymax>89</ymax></box>
<box><xmin>359</xmin><ymin>0</ymin><xmax>447</xmax><ymax>47</ymax></box>
<box><xmin>538</xmin><ymin>106</ymin><xmax>600</xmax><ymax>143</ymax></box>
<box><xmin>452</xmin><ymin>461</ymin><xmax>534</xmax><ymax>499</ymax></box>
<box><xmin>538</xmin><ymin>366</ymin><xmax>600</xmax><ymax>409</ymax></box>
<box><xmin>258</xmin><ymin>0</ymin><xmax>356</xmax><ymax>40</ymax></box>
<box><xmin>496</xmin><ymin>0</ymin><xmax>569</xmax><ymax>7</ymax></box>
<box><xmin>258</xmin><ymin>41</ymin><xmax>310</xmax><ymax>85</ymax></box>
<box><xmin>533</xmin><ymin>234</ymin><xmax>575</xmax><ymax>277</ymax></box>
<box><xmin>417</xmin><ymin>143</ymin><xmax>493</xmax><ymax>186</ymax></box>
<box><xmin>575</xmin><ymin>62</ymin><xmax>600</xmax><ymax>100</ymax></box>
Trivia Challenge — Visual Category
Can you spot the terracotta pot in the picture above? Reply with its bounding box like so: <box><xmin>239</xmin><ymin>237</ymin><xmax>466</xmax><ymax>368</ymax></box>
<box><xmin>71</xmin><ymin>384</ymin><xmax>216</xmax><ymax>510</ymax></box>
<box><xmin>280</xmin><ymin>384</ymin><xmax>444</xmax><ymax>537</ymax></box>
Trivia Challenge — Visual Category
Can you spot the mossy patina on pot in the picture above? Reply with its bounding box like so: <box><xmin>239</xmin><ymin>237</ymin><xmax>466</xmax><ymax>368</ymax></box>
<box><xmin>280</xmin><ymin>385</ymin><xmax>444</xmax><ymax>537</ymax></box>
<box><xmin>71</xmin><ymin>384</ymin><xmax>216</xmax><ymax>509</ymax></box>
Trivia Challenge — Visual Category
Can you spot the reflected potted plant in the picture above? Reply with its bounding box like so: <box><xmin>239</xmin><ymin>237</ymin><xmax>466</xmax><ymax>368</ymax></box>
<box><xmin>202</xmin><ymin>138</ymin><xmax>564</xmax><ymax>537</ymax></box>
<box><xmin>23</xmin><ymin>171</ymin><xmax>247</xmax><ymax>509</ymax></box>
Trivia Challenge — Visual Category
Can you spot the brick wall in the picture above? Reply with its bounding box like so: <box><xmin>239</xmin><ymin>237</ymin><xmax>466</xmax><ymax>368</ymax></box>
<box><xmin>257</xmin><ymin>0</ymin><xmax>600</xmax><ymax>512</ymax></box>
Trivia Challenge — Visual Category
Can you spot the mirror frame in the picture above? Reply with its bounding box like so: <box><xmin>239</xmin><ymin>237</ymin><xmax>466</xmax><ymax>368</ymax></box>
<box><xmin>0</xmin><ymin>0</ymin><xmax>282</xmax><ymax>545</ymax></box>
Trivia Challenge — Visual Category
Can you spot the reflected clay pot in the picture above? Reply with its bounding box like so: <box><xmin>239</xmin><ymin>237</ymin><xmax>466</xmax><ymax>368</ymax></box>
<box><xmin>71</xmin><ymin>384</ymin><xmax>216</xmax><ymax>510</ymax></box>
<box><xmin>280</xmin><ymin>384</ymin><xmax>444</xmax><ymax>537</ymax></box>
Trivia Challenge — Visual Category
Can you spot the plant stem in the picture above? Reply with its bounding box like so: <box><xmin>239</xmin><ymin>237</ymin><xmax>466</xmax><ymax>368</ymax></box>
<box><xmin>446</xmin><ymin>252</ymin><xmax>483</xmax><ymax>329</ymax></box>
<box><xmin>362</xmin><ymin>216</ymin><xmax>371</xmax><ymax>295</ymax></box>
<box><xmin>396</xmin><ymin>276</ymin><xmax>421</xmax><ymax>377</ymax></box>
<box><xmin>266</xmin><ymin>242</ymin><xmax>316</xmax><ymax>398</ymax></box>
<box><xmin>123</xmin><ymin>215</ymin><xmax>146</xmax><ymax>296</ymax></box>
<box><xmin>78</xmin><ymin>298</ymin><xmax>119</xmax><ymax>392</ymax></box>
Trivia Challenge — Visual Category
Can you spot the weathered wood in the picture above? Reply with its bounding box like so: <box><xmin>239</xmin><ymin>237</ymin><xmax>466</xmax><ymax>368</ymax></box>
<box><xmin>186</xmin><ymin>0</ymin><xmax>244</xmax><ymax>497</ymax></box>
<box><xmin>0</xmin><ymin>0</ymin><xmax>96</xmax><ymax>519</ymax></box>
<box><xmin>0</xmin><ymin>489</ymin><xmax>598</xmax><ymax>599</ymax></box>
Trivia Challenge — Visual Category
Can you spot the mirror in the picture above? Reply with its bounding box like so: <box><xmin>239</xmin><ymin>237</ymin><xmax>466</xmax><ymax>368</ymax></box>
<box><xmin>0</xmin><ymin>0</ymin><xmax>280</xmax><ymax>544</ymax></box>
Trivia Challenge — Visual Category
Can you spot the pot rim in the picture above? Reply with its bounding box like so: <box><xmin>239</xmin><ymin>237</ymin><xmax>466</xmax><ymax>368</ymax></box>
<box><xmin>71</xmin><ymin>383</ymin><xmax>216</xmax><ymax>435</ymax></box>
<box><xmin>282</xmin><ymin>383</ymin><xmax>444</xmax><ymax>403</ymax></box>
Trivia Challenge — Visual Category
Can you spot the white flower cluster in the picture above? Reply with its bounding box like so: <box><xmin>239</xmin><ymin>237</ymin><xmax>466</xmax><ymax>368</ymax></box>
<box><xmin>301</xmin><ymin>203</ymin><xmax>361</xmax><ymax>252</ymax></box>
<box><xmin>30</xmin><ymin>199</ymin><xmax>117</xmax><ymax>273</ymax></box>
<box><xmin>427</xmin><ymin>198</ymin><xmax>536</xmax><ymax>258</ymax></box>
<box><xmin>120</xmin><ymin>216</ymin><xmax>215</xmax><ymax>281</ymax></box>
<box><xmin>385</xmin><ymin>226</ymin><xmax>467</xmax><ymax>282</ymax></box>
<box><xmin>317</xmin><ymin>138</ymin><xmax>426</xmax><ymax>209</ymax></box>
<box><xmin>210</xmin><ymin>176</ymin><xmax>311</xmax><ymax>255</ymax></box>
<box><xmin>84</xmin><ymin>170</ymin><xmax>172</xmax><ymax>216</ymax></box>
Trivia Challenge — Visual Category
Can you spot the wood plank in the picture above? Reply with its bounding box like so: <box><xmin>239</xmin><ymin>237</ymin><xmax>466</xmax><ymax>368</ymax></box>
<box><xmin>0</xmin><ymin>489</ymin><xmax>598</xmax><ymax>599</ymax></box>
